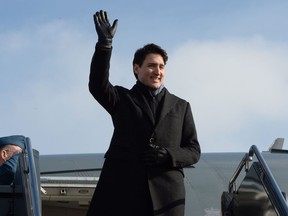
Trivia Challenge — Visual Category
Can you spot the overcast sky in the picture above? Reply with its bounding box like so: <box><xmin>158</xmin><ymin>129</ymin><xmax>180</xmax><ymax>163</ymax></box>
<box><xmin>1</xmin><ymin>1</ymin><xmax>288</xmax><ymax>155</ymax></box>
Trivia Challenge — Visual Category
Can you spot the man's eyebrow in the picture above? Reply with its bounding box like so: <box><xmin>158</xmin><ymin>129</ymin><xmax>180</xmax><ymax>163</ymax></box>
<box><xmin>147</xmin><ymin>62</ymin><xmax>164</xmax><ymax>66</ymax></box>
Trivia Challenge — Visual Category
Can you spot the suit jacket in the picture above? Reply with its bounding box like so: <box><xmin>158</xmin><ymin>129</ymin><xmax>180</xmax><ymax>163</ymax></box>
<box><xmin>87</xmin><ymin>44</ymin><xmax>201</xmax><ymax>216</ymax></box>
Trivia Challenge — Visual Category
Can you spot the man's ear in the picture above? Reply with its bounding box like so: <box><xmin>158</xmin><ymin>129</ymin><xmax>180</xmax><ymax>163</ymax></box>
<box><xmin>133</xmin><ymin>64</ymin><xmax>139</xmax><ymax>75</ymax></box>
<box><xmin>1</xmin><ymin>149</ymin><xmax>8</xmax><ymax>160</ymax></box>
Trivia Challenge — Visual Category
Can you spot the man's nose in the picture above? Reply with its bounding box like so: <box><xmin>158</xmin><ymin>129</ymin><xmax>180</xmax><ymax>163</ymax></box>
<box><xmin>154</xmin><ymin>67</ymin><xmax>161</xmax><ymax>75</ymax></box>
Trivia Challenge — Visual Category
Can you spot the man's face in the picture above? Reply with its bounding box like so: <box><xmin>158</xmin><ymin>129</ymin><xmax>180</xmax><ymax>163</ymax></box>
<box><xmin>134</xmin><ymin>53</ymin><xmax>165</xmax><ymax>89</ymax></box>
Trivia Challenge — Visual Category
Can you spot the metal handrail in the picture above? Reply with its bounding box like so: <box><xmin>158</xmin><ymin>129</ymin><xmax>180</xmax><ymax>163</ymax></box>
<box><xmin>25</xmin><ymin>137</ymin><xmax>42</xmax><ymax>216</ymax></box>
<box><xmin>229</xmin><ymin>145</ymin><xmax>288</xmax><ymax>216</ymax></box>
<box><xmin>20</xmin><ymin>138</ymin><xmax>42</xmax><ymax>216</ymax></box>
<box><xmin>228</xmin><ymin>153</ymin><xmax>252</xmax><ymax>193</ymax></box>
<box><xmin>249</xmin><ymin>145</ymin><xmax>288</xmax><ymax>216</ymax></box>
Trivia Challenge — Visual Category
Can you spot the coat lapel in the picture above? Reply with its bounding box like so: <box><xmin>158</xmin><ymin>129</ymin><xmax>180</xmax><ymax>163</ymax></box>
<box><xmin>130</xmin><ymin>85</ymin><xmax>179</xmax><ymax>127</ymax></box>
<box><xmin>131</xmin><ymin>85</ymin><xmax>155</xmax><ymax>125</ymax></box>
<box><xmin>155</xmin><ymin>90</ymin><xmax>179</xmax><ymax>128</ymax></box>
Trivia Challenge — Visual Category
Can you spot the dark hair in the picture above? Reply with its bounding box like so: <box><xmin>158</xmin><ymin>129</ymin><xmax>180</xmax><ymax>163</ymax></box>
<box><xmin>133</xmin><ymin>43</ymin><xmax>168</xmax><ymax>79</ymax></box>
<box><xmin>0</xmin><ymin>144</ymin><xmax>12</xmax><ymax>152</ymax></box>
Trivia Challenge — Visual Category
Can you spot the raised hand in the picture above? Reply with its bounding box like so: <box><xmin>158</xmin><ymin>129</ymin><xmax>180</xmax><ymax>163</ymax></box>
<box><xmin>93</xmin><ymin>10</ymin><xmax>118</xmax><ymax>48</ymax></box>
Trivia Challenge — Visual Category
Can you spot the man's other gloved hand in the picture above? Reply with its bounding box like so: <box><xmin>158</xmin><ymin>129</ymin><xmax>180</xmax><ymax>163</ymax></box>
<box><xmin>93</xmin><ymin>10</ymin><xmax>118</xmax><ymax>48</ymax></box>
<box><xmin>143</xmin><ymin>144</ymin><xmax>171</xmax><ymax>166</ymax></box>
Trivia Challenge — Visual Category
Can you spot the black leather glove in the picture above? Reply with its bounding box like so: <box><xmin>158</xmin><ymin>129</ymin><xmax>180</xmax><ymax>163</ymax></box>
<box><xmin>93</xmin><ymin>10</ymin><xmax>118</xmax><ymax>48</ymax></box>
<box><xmin>143</xmin><ymin>144</ymin><xmax>171</xmax><ymax>166</ymax></box>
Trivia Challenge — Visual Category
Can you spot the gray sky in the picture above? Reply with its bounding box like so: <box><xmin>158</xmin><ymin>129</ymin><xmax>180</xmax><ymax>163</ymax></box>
<box><xmin>1</xmin><ymin>1</ymin><xmax>288</xmax><ymax>154</ymax></box>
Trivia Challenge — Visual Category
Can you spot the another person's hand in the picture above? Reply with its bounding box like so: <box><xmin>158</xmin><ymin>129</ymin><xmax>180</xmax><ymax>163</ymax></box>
<box><xmin>93</xmin><ymin>10</ymin><xmax>118</xmax><ymax>48</ymax></box>
<box><xmin>143</xmin><ymin>144</ymin><xmax>171</xmax><ymax>166</ymax></box>
<box><xmin>12</xmin><ymin>146</ymin><xmax>22</xmax><ymax>155</ymax></box>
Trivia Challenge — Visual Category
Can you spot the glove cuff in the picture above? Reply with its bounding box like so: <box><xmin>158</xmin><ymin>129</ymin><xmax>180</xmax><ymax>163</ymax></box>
<box><xmin>97</xmin><ymin>38</ymin><xmax>112</xmax><ymax>48</ymax></box>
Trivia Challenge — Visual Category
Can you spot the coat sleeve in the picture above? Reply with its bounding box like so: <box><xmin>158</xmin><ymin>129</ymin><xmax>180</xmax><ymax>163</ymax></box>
<box><xmin>166</xmin><ymin>103</ymin><xmax>201</xmax><ymax>168</ymax></box>
<box><xmin>88</xmin><ymin>44</ymin><xmax>119</xmax><ymax>114</ymax></box>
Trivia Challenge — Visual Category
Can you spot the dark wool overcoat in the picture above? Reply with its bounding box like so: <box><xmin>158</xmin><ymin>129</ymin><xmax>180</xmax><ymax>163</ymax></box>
<box><xmin>86</xmin><ymin>44</ymin><xmax>201</xmax><ymax>216</ymax></box>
